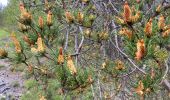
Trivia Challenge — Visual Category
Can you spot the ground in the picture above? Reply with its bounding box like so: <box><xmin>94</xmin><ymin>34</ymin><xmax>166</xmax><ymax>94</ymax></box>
<box><xmin>0</xmin><ymin>29</ymin><xmax>25</xmax><ymax>100</ymax></box>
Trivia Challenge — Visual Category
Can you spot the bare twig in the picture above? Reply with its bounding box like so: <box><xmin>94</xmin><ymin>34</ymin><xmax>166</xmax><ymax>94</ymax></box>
<box><xmin>109</xmin><ymin>37</ymin><xmax>146</xmax><ymax>74</ymax></box>
<box><xmin>162</xmin><ymin>79</ymin><xmax>170</xmax><ymax>92</ymax></box>
<box><xmin>64</xmin><ymin>26</ymin><xmax>69</xmax><ymax>50</ymax></box>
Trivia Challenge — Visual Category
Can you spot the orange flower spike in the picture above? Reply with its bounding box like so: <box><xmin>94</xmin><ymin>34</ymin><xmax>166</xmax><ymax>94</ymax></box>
<box><xmin>23</xmin><ymin>35</ymin><xmax>31</xmax><ymax>46</ymax></box>
<box><xmin>47</xmin><ymin>11</ymin><xmax>52</xmax><ymax>26</ymax></box>
<box><xmin>65</xmin><ymin>11</ymin><xmax>74</xmax><ymax>23</ymax></box>
<box><xmin>10</xmin><ymin>33</ymin><xmax>22</xmax><ymax>54</ymax></box>
<box><xmin>77</xmin><ymin>11</ymin><xmax>84</xmax><ymax>23</ymax></box>
<box><xmin>135</xmin><ymin>80</ymin><xmax>144</xmax><ymax>96</ymax></box>
<box><xmin>135</xmin><ymin>39</ymin><xmax>145</xmax><ymax>61</ymax></box>
<box><xmin>144</xmin><ymin>18</ymin><xmax>152</xmax><ymax>37</ymax></box>
<box><xmin>67</xmin><ymin>56</ymin><xmax>77</xmax><ymax>75</ymax></box>
<box><xmin>57</xmin><ymin>47</ymin><xmax>64</xmax><ymax>64</ymax></box>
<box><xmin>158</xmin><ymin>15</ymin><xmax>165</xmax><ymax>30</ymax></box>
<box><xmin>123</xmin><ymin>1</ymin><xmax>132</xmax><ymax>22</ymax></box>
<box><xmin>39</xmin><ymin>16</ymin><xmax>44</xmax><ymax>29</ymax></box>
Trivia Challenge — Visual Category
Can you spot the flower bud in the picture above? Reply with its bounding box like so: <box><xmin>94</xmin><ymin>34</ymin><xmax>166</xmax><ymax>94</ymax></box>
<box><xmin>131</xmin><ymin>11</ymin><xmax>141</xmax><ymax>23</ymax></box>
<box><xmin>23</xmin><ymin>35</ymin><xmax>32</xmax><ymax>46</ymax></box>
<box><xmin>47</xmin><ymin>11</ymin><xmax>53</xmax><ymax>26</ymax></box>
<box><xmin>115</xmin><ymin>60</ymin><xmax>125</xmax><ymax>70</ymax></box>
<box><xmin>135</xmin><ymin>39</ymin><xmax>145</xmax><ymax>60</ymax></box>
<box><xmin>156</xmin><ymin>4</ymin><xmax>161</xmax><ymax>13</ymax></box>
<box><xmin>11</xmin><ymin>33</ymin><xmax>22</xmax><ymax>54</ymax></box>
<box><xmin>0</xmin><ymin>48</ymin><xmax>8</xmax><ymax>58</ymax></box>
<box><xmin>65</xmin><ymin>11</ymin><xmax>74</xmax><ymax>23</ymax></box>
<box><xmin>119</xmin><ymin>28</ymin><xmax>133</xmax><ymax>39</ymax></box>
<box><xmin>135</xmin><ymin>80</ymin><xmax>144</xmax><ymax>96</ymax></box>
<box><xmin>57</xmin><ymin>47</ymin><xmax>64</xmax><ymax>64</ymax></box>
<box><xmin>37</xmin><ymin>34</ymin><xmax>45</xmax><ymax>53</ymax></box>
<box><xmin>18</xmin><ymin>23</ymin><xmax>27</xmax><ymax>32</ymax></box>
<box><xmin>39</xmin><ymin>16</ymin><xmax>44</xmax><ymax>29</ymax></box>
<box><xmin>123</xmin><ymin>1</ymin><xmax>132</xmax><ymax>22</ymax></box>
<box><xmin>81</xmin><ymin>0</ymin><xmax>89</xmax><ymax>3</ymax></box>
<box><xmin>162</xmin><ymin>29</ymin><xmax>170</xmax><ymax>38</ymax></box>
<box><xmin>158</xmin><ymin>15</ymin><xmax>165</xmax><ymax>30</ymax></box>
<box><xmin>77</xmin><ymin>11</ymin><xmax>84</xmax><ymax>23</ymax></box>
<box><xmin>144</xmin><ymin>18</ymin><xmax>152</xmax><ymax>37</ymax></box>
<box><xmin>67</xmin><ymin>55</ymin><xmax>77</xmax><ymax>75</ymax></box>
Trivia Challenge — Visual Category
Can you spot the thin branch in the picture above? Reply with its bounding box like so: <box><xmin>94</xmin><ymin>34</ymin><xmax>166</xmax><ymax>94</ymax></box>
<box><xmin>109</xmin><ymin>37</ymin><xmax>146</xmax><ymax>74</ymax></box>
<box><xmin>64</xmin><ymin>26</ymin><xmax>69</xmax><ymax>51</ymax></box>
<box><xmin>161</xmin><ymin>60</ymin><xmax>169</xmax><ymax>81</ymax></box>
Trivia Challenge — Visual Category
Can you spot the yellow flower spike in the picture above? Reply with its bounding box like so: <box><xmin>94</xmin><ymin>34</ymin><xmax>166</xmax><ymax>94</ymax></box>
<box><xmin>18</xmin><ymin>22</ymin><xmax>27</xmax><ymax>32</ymax></box>
<box><xmin>10</xmin><ymin>33</ymin><xmax>22</xmax><ymax>54</ymax></box>
<box><xmin>39</xmin><ymin>16</ymin><xmax>44</xmax><ymax>29</ymax></box>
<box><xmin>123</xmin><ymin>1</ymin><xmax>132</xmax><ymax>22</ymax></box>
<box><xmin>31</xmin><ymin>45</ymin><xmax>38</xmax><ymax>54</ymax></box>
<box><xmin>135</xmin><ymin>39</ymin><xmax>145</xmax><ymax>61</ymax></box>
<box><xmin>19</xmin><ymin>2</ymin><xmax>32</xmax><ymax>23</ymax></box>
<box><xmin>37</xmin><ymin>34</ymin><xmax>45</xmax><ymax>53</ymax></box>
<box><xmin>156</xmin><ymin>4</ymin><xmax>161</xmax><ymax>13</ymax></box>
<box><xmin>65</xmin><ymin>11</ymin><xmax>74</xmax><ymax>23</ymax></box>
<box><xmin>57</xmin><ymin>47</ymin><xmax>64</xmax><ymax>64</ymax></box>
<box><xmin>39</xmin><ymin>95</ymin><xmax>47</xmax><ymax>100</ymax></box>
<box><xmin>0</xmin><ymin>48</ymin><xmax>8</xmax><ymax>58</ymax></box>
<box><xmin>115</xmin><ymin>60</ymin><xmax>125</xmax><ymax>70</ymax></box>
<box><xmin>77</xmin><ymin>11</ymin><xmax>84</xmax><ymax>23</ymax></box>
<box><xmin>135</xmin><ymin>80</ymin><xmax>144</xmax><ymax>96</ymax></box>
<box><xmin>84</xmin><ymin>28</ymin><xmax>91</xmax><ymax>37</ymax></box>
<box><xmin>47</xmin><ymin>11</ymin><xmax>52</xmax><ymax>26</ymax></box>
<box><xmin>81</xmin><ymin>0</ymin><xmax>89</xmax><ymax>3</ymax></box>
<box><xmin>162</xmin><ymin>29</ymin><xmax>170</xmax><ymax>38</ymax></box>
<box><xmin>144</xmin><ymin>18</ymin><xmax>152</xmax><ymax>37</ymax></box>
<box><xmin>115</xmin><ymin>16</ymin><xmax>126</xmax><ymax>25</ymax></box>
<box><xmin>163</xmin><ymin>25</ymin><xmax>170</xmax><ymax>31</ymax></box>
<box><xmin>158</xmin><ymin>15</ymin><xmax>165</xmax><ymax>30</ymax></box>
<box><xmin>131</xmin><ymin>11</ymin><xmax>141</xmax><ymax>23</ymax></box>
<box><xmin>102</xmin><ymin>62</ymin><xmax>107</xmax><ymax>69</ymax></box>
<box><xmin>67</xmin><ymin>55</ymin><xmax>77</xmax><ymax>75</ymax></box>
<box><xmin>119</xmin><ymin>28</ymin><xmax>133</xmax><ymax>39</ymax></box>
